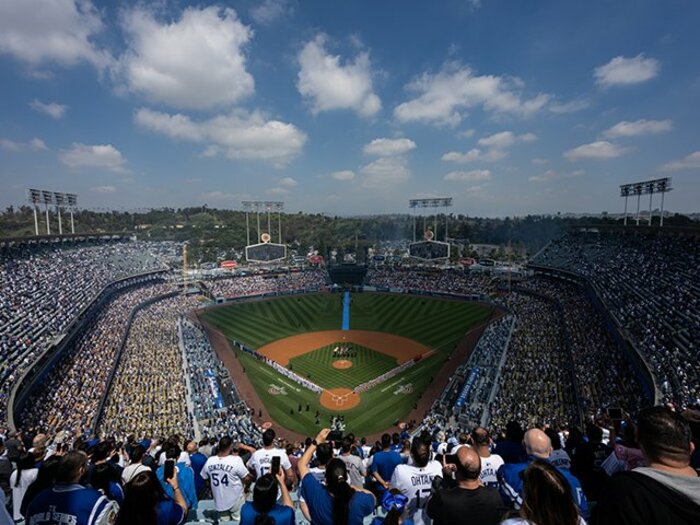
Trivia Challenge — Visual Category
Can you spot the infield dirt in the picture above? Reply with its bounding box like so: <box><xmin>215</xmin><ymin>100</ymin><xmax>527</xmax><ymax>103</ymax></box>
<box><xmin>257</xmin><ymin>329</ymin><xmax>430</xmax><ymax>366</ymax></box>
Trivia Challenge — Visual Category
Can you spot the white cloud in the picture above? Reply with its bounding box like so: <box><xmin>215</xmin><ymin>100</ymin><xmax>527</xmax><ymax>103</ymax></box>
<box><xmin>532</xmin><ymin>157</ymin><xmax>550</xmax><ymax>165</ymax></box>
<box><xmin>529</xmin><ymin>169</ymin><xmax>584</xmax><ymax>182</ymax></box>
<box><xmin>477</xmin><ymin>131</ymin><xmax>536</xmax><ymax>149</ymax></box>
<box><xmin>359</xmin><ymin>157</ymin><xmax>410</xmax><ymax>187</ymax></box>
<box><xmin>59</xmin><ymin>143</ymin><xmax>128</xmax><ymax>173</ymax></box>
<box><xmin>564</xmin><ymin>141</ymin><xmax>630</xmax><ymax>161</ymax></box>
<box><xmin>363</xmin><ymin>138</ymin><xmax>416</xmax><ymax>156</ymax></box>
<box><xmin>297</xmin><ymin>34</ymin><xmax>381</xmax><ymax>117</ymax></box>
<box><xmin>443</xmin><ymin>131</ymin><xmax>534</xmax><ymax>164</ymax></box>
<box><xmin>603</xmin><ymin>119</ymin><xmax>672</xmax><ymax>138</ymax></box>
<box><xmin>458</xmin><ymin>129</ymin><xmax>475</xmax><ymax>138</ymax></box>
<box><xmin>331</xmin><ymin>170</ymin><xmax>356</xmax><ymax>181</ymax></box>
<box><xmin>0</xmin><ymin>0</ymin><xmax>109</xmax><ymax>68</ymax></box>
<box><xmin>394</xmin><ymin>62</ymin><xmax>550</xmax><ymax>126</ymax></box>
<box><xmin>250</xmin><ymin>0</ymin><xmax>289</xmax><ymax>26</ymax></box>
<box><xmin>594</xmin><ymin>54</ymin><xmax>660</xmax><ymax>87</ymax></box>
<box><xmin>279</xmin><ymin>176</ymin><xmax>298</xmax><ymax>187</ymax></box>
<box><xmin>90</xmin><ymin>185</ymin><xmax>116</xmax><ymax>194</ymax></box>
<box><xmin>659</xmin><ymin>151</ymin><xmax>700</xmax><ymax>172</ymax></box>
<box><xmin>441</xmin><ymin>148</ymin><xmax>506</xmax><ymax>163</ymax></box>
<box><xmin>0</xmin><ymin>137</ymin><xmax>47</xmax><ymax>152</ymax></box>
<box><xmin>444</xmin><ymin>169</ymin><xmax>491</xmax><ymax>182</ymax></box>
<box><xmin>29</xmin><ymin>138</ymin><xmax>48</xmax><ymax>150</ymax></box>
<box><xmin>267</xmin><ymin>187</ymin><xmax>289</xmax><ymax>195</ymax></box>
<box><xmin>116</xmin><ymin>6</ymin><xmax>254</xmax><ymax>110</ymax></box>
<box><xmin>549</xmin><ymin>99</ymin><xmax>590</xmax><ymax>114</ymax></box>
<box><xmin>0</xmin><ymin>139</ymin><xmax>23</xmax><ymax>153</ymax></box>
<box><xmin>29</xmin><ymin>99</ymin><xmax>68</xmax><ymax>119</ymax></box>
<box><xmin>135</xmin><ymin>107</ymin><xmax>307</xmax><ymax>165</ymax></box>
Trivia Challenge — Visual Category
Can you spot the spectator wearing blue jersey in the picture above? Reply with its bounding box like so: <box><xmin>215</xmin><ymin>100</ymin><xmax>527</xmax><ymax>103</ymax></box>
<box><xmin>494</xmin><ymin>422</ymin><xmax>526</xmax><ymax>464</ymax></box>
<box><xmin>370</xmin><ymin>434</ymin><xmax>403</xmax><ymax>498</ymax></box>
<box><xmin>26</xmin><ymin>450</ymin><xmax>119</xmax><ymax>525</ymax></box>
<box><xmin>298</xmin><ymin>429</ymin><xmax>375</xmax><ymax>525</ymax></box>
<box><xmin>497</xmin><ymin>429</ymin><xmax>588</xmax><ymax>518</ymax></box>
<box><xmin>156</xmin><ymin>445</ymin><xmax>197</xmax><ymax>512</ymax></box>
<box><xmin>185</xmin><ymin>441</ymin><xmax>207</xmax><ymax>497</ymax></box>
<box><xmin>501</xmin><ymin>459</ymin><xmax>582</xmax><ymax>525</ymax></box>
<box><xmin>117</xmin><ymin>470</ymin><xmax>186</xmax><ymax>525</ymax></box>
<box><xmin>240</xmin><ymin>470</ymin><xmax>294</xmax><ymax>525</ymax></box>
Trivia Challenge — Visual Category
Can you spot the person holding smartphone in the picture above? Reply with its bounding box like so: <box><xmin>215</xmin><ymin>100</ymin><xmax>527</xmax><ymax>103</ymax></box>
<box><xmin>240</xmin><ymin>468</ymin><xmax>295</xmax><ymax>525</ymax></box>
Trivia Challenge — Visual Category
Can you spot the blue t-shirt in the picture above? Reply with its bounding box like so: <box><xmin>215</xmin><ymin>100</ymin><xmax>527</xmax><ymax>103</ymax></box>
<box><xmin>156</xmin><ymin>498</ymin><xmax>185</xmax><ymax>525</ymax></box>
<box><xmin>370</xmin><ymin>450</ymin><xmax>403</xmax><ymax>491</ymax></box>
<box><xmin>240</xmin><ymin>501</ymin><xmax>295</xmax><ymax>525</ymax></box>
<box><xmin>189</xmin><ymin>452</ymin><xmax>207</xmax><ymax>495</ymax></box>
<box><xmin>301</xmin><ymin>473</ymin><xmax>374</xmax><ymax>525</ymax></box>
<box><xmin>157</xmin><ymin>462</ymin><xmax>198</xmax><ymax>510</ymax></box>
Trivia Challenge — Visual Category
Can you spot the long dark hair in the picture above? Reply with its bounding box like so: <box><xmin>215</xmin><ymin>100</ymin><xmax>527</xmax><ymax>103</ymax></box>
<box><xmin>251</xmin><ymin>473</ymin><xmax>278</xmax><ymax>525</ymax></box>
<box><xmin>325</xmin><ymin>458</ymin><xmax>355</xmax><ymax>525</ymax></box>
<box><xmin>520</xmin><ymin>459</ymin><xmax>579</xmax><ymax>525</ymax></box>
<box><xmin>14</xmin><ymin>453</ymin><xmax>36</xmax><ymax>487</ymax></box>
<box><xmin>117</xmin><ymin>471</ymin><xmax>164</xmax><ymax>525</ymax></box>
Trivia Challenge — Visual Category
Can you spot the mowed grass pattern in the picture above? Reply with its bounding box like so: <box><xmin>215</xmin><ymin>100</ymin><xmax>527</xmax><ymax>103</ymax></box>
<box><xmin>200</xmin><ymin>293</ymin><xmax>493</xmax><ymax>436</ymax></box>
<box><xmin>288</xmin><ymin>343</ymin><xmax>397</xmax><ymax>389</ymax></box>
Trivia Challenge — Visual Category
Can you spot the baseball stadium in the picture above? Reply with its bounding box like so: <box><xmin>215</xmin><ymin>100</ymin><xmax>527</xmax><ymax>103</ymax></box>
<box><xmin>2</xmin><ymin>1</ymin><xmax>700</xmax><ymax>524</ymax></box>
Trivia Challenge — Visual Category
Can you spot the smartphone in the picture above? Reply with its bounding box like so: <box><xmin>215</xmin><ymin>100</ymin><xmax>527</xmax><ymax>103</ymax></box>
<box><xmin>164</xmin><ymin>459</ymin><xmax>175</xmax><ymax>480</ymax></box>
<box><xmin>607</xmin><ymin>407</ymin><xmax>623</xmax><ymax>420</ymax></box>
<box><xmin>271</xmin><ymin>455</ymin><xmax>281</xmax><ymax>476</ymax></box>
<box><xmin>445</xmin><ymin>454</ymin><xmax>458</xmax><ymax>465</ymax></box>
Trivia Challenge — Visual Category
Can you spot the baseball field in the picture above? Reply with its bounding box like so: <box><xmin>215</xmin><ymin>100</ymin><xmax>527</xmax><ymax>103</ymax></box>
<box><xmin>199</xmin><ymin>292</ymin><xmax>492</xmax><ymax>437</ymax></box>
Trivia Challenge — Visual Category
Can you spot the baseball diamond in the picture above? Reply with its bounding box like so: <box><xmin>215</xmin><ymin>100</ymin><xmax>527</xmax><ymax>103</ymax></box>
<box><xmin>198</xmin><ymin>292</ymin><xmax>493</xmax><ymax>436</ymax></box>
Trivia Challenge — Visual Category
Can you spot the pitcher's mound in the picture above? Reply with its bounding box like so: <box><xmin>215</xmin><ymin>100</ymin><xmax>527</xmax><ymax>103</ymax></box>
<box><xmin>320</xmin><ymin>388</ymin><xmax>360</xmax><ymax>410</ymax></box>
<box><xmin>332</xmin><ymin>359</ymin><xmax>353</xmax><ymax>369</ymax></box>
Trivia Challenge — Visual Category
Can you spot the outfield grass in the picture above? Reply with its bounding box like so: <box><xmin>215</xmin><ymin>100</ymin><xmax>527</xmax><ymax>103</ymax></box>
<box><xmin>288</xmin><ymin>343</ymin><xmax>397</xmax><ymax>389</ymax></box>
<box><xmin>200</xmin><ymin>293</ymin><xmax>492</xmax><ymax>436</ymax></box>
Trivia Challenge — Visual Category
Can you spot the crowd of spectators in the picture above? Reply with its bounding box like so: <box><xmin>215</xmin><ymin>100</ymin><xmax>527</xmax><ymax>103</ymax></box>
<box><xmin>0</xmin><ymin>240</ymin><xmax>176</xmax><ymax>425</ymax></box>
<box><xmin>180</xmin><ymin>319</ymin><xmax>262</xmax><ymax>446</ymax></box>
<box><xmin>489</xmin><ymin>291</ymin><xmax>579</xmax><ymax>430</ymax></box>
<box><xmin>365</xmin><ymin>267</ymin><xmax>493</xmax><ymax>296</ymax></box>
<box><xmin>516</xmin><ymin>278</ymin><xmax>646</xmax><ymax>416</ymax></box>
<box><xmin>1</xmin><ymin>403</ymin><xmax>698</xmax><ymax>525</ymax></box>
<box><xmin>99</xmin><ymin>294</ymin><xmax>201</xmax><ymax>439</ymax></box>
<box><xmin>207</xmin><ymin>270</ymin><xmax>328</xmax><ymax>299</ymax></box>
<box><xmin>533</xmin><ymin>231</ymin><xmax>700</xmax><ymax>408</ymax></box>
<box><xmin>421</xmin><ymin>315</ymin><xmax>515</xmax><ymax>436</ymax></box>
<box><xmin>19</xmin><ymin>281</ymin><xmax>174</xmax><ymax>436</ymax></box>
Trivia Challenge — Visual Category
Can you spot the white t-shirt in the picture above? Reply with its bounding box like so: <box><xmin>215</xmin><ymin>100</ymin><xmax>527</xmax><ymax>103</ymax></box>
<box><xmin>121</xmin><ymin>463</ymin><xmax>152</xmax><ymax>485</ymax></box>
<box><xmin>201</xmin><ymin>455</ymin><xmax>250</xmax><ymax>511</ymax></box>
<box><xmin>246</xmin><ymin>448</ymin><xmax>292</xmax><ymax>479</ymax></box>
<box><xmin>10</xmin><ymin>467</ymin><xmax>39</xmax><ymax>521</ymax></box>
<box><xmin>159</xmin><ymin>451</ymin><xmax>191</xmax><ymax>467</ymax></box>
<box><xmin>478</xmin><ymin>453</ymin><xmax>504</xmax><ymax>488</ymax></box>
<box><xmin>391</xmin><ymin>460</ymin><xmax>443</xmax><ymax>525</ymax></box>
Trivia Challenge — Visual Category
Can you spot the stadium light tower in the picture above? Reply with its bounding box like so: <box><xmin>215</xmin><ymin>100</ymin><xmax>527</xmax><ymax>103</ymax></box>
<box><xmin>53</xmin><ymin>192</ymin><xmax>65</xmax><ymax>235</ymax></box>
<box><xmin>66</xmin><ymin>193</ymin><xmax>78</xmax><ymax>233</ymax></box>
<box><xmin>408</xmin><ymin>198</ymin><xmax>453</xmax><ymax>242</ymax></box>
<box><xmin>242</xmin><ymin>200</ymin><xmax>285</xmax><ymax>245</ymax></box>
<box><xmin>40</xmin><ymin>190</ymin><xmax>54</xmax><ymax>234</ymax></box>
<box><xmin>27</xmin><ymin>188</ymin><xmax>42</xmax><ymax>235</ymax></box>
<box><xmin>620</xmin><ymin>178</ymin><xmax>672</xmax><ymax>227</ymax></box>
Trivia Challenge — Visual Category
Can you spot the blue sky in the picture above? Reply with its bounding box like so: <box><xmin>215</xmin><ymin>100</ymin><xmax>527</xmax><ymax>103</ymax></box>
<box><xmin>1</xmin><ymin>0</ymin><xmax>699</xmax><ymax>216</ymax></box>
